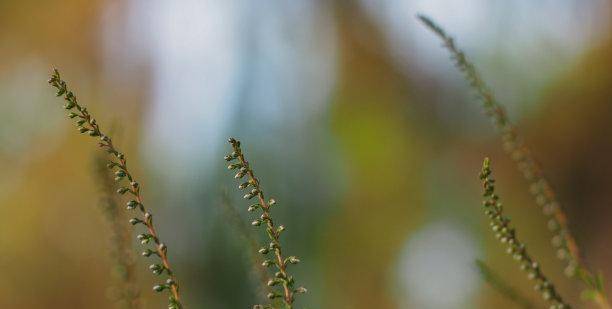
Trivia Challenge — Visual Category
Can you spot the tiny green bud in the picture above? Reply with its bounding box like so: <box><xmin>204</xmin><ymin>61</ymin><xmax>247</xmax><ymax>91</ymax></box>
<box><xmin>258</xmin><ymin>247</ymin><xmax>269</xmax><ymax>254</ymax></box>
<box><xmin>117</xmin><ymin>187</ymin><xmax>130</xmax><ymax>194</ymax></box>
<box><xmin>137</xmin><ymin>234</ymin><xmax>152</xmax><ymax>244</ymax></box>
<box><xmin>247</xmin><ymin>204</ymin><xmax>260</xmax><ymax>212</ymax></box>
<box><xmin>228</xmin><ymin>163</ymin><xmax>242</xmax><ymax>170</ymax></box>
<box><xmin>262</xmin><ymin>260</ymin><xmax>274</xmax><ymax>267</ymax></box>
<box><xmin>267</xmin><ymin>279</ymin><xmax>280</xmax><ymax>286</ymax></box>
<box><xmin>286</xmin><ymin>256</ymin><xmax>300</xmax><ymax>264</ymax></box>
<box><xmin>149</xmin><ymin>264</ymin><xmax>164</xmax><ymax>275</ymax></box>
<box><xmin>126</xmin><ymin>200</ymin><xmax>139</xmax><ymax>210</ymax></box>
<box><xmin>153</xmin><ymin>285</ymin><xmax>165</xmax><ymax>292</ymax></box>
<box><xmin>142</xmin><ymin>249</ymin><xmax>156</xmax><ymax>257</ymax></box>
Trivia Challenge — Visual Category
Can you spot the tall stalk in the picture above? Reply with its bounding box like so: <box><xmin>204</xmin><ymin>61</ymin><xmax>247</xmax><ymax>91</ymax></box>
<box><xmin>225</xmin><ymin>138</ymin><xmax>306</xmax><ymax>309</ymax></box>
<box><xmin>48</xmin><ymin>69</ymin><xmax>183</xmax><ymax>309</ymax></box>
<box><xmin>419</xmin><ymin>15</ymin><xmax>610</xmax><ymax>308</ymax></box>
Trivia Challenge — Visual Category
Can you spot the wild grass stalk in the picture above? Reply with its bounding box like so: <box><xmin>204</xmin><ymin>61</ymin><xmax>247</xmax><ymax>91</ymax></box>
<box><xmin>93</xmin><ymin>151</ymin><xmax>141</xmax><ymax>309</ymax></box>
<box><xmin>48</xmin><ymin>69</ymin><xmax>183</xmax><ymax>309</ymax></box>
<box><xmin>480</xmin><ymin>158</ymin><xmax>570</xmax><ymax>309</ymax></box>
<box><xmin>418</xmin><ymin>15</ymin><xmax>610</xmax><ymax>308</ymax></box>
<box><xmin>224</xmin><ymin>138</ymin><xmax>307</xmax><ymax>309</ymax></box>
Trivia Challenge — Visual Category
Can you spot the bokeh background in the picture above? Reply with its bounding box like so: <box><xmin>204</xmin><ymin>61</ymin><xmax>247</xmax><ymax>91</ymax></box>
<box><xmin>1</xmin><ymin>0</ymin><xmax>612</xmax><ymax>308</ymax></box>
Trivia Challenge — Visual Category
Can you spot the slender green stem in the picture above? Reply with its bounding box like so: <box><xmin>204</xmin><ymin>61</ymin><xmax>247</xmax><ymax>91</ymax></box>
<box><xmin>48</xmin><ymin>69</ymin><xmax>182</xmax><ymax>309</ymax></box>
<box><xmin>225</xmin><ymin>138</ymin><xmax>306</xmax><ymax>309</ymax></box>
<box><xmin>480</xmin><ymin>158</ymin><xmax>570</xmax><ymax>309</ymax></box>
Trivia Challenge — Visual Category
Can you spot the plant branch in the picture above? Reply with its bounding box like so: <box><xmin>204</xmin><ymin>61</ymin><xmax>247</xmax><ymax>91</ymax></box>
<box><xmin>480</xmin><ymin>158</ymin><xmax>570</xmax><ymax>309</ymax></box>
<box><xmin>418</xmin><ymin>15</ymin><xmax>609</xmax><ymax>308</ymax></box>
<box><xmin>225</xmin><ymin>138</ymin><xmax>306</xmax><ymax>309</ymax></box>
<box><xmin>48</xmin><ymin>69</ymin><xmax>182</xmax><ymax>309</ymax></box>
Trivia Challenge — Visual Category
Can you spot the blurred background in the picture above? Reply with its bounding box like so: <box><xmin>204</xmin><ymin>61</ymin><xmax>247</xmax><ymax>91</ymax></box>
<box><xmin>1</xmin><ymin>0</ymin><xmax>612</xmax><ymax>308</ymax></box>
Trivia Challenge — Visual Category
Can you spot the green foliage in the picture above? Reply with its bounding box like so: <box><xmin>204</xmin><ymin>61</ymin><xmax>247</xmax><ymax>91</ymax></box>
<box><xmin>48</xmin><ymin>69</ymin><xmax>183</xmax><ymax>309</ymax></box>
<box><xmin>480</xmin><ymin>158</ymin><xmax>570</xmax><ymax>309</ymax></box>
<box><xmin>225</xmin><ymin>138</ymin><xmax>306</xmax><ymax>309</ymax></box>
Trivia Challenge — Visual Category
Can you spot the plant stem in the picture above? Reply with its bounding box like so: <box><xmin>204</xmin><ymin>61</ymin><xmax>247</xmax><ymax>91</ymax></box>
<box><xmin>480</xmin><ymin>158</ymin><xmax>571</xmax><ymax>309</ymax></box>
<box><xmin>235</xmin><ymin>150</ymin><xmax>293</xmax><ymax>306</ymax></box>
<box><xmin>418</xmin><ymin>15</ymin><xmax>610</xmax><ymax>308</ymax></box>
<box><xmin>48</xmin><ymin>69</ymin><xmax>182</xmax><ymax>309</ymax></box>
<box><xmin>225</xmin><ymin>138</ymin><xmax>306</xmax><ymax>309</ymax></box>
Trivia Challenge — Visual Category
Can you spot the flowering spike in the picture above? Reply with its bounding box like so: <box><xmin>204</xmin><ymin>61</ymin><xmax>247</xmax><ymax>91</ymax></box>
<box><xmin>479</xmin><ymin>158</ymin><xmax>570</xmax><ymax>308</ymax></box>
<box><xmin>225</xmin><ymin>137</ymin><xmax>305</xmax><ymax>308</ymax></box>
<box><xmin>48</xmin><ymin>69</ymin><xmax>183</xmax><ymax>308</ymax></box>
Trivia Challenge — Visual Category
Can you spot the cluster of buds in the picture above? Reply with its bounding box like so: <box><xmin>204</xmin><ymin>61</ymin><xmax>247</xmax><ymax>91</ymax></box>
<box><xmin>49</xmin><ymin>69</ymin><xmax>182</xmax><ymax>309</ymax></box>
<box><xmin>480</xmin><ymin>158</ymin><xmax>570</xmax><ymax>309</ymax></box>
<box><xmin>418</xmin><ymin>13</ymin><xmax>582</xmax><ymax>280</ymax></box>
<box><xmin>420</xmin><ymin>11</ymin><xmax>580</xmax><ymax>268</ymax></box>
<box><xmin>225</xmin><ymin>138</ymin><xmax>306</xmax><ymax>309</ymax></box>
<box><xmin>419</xmin><ymin>15</ymin><xmax>611</xmax><ymax>308</ymax></box>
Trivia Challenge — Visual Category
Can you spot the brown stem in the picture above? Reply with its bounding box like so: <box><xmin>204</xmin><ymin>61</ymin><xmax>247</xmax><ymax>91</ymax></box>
<box><xmin>48</xmin><ymin>70</ymin><xmax>182</xmax><ymax>308</ymax></box>
<box><xmin>234</xmin><ymin>152</ymin><xmax>294</xmax><ymax>307</ymax></box>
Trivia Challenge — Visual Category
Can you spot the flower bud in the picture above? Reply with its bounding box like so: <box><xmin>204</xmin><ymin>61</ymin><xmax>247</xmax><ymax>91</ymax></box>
<box><xmin>153</xmin><ymin>285</ymin><xmax>165</xmax><ymax>292</ymax></box>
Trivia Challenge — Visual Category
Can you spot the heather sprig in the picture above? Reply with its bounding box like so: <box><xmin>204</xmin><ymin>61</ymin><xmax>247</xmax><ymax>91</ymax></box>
<box><xmin>476</xmin><ymin>260</ymin><xmax>533</xmax><ymax>309</ymax></box>
<box><xmin>480</xmin><ymin>158</ymin><xmax>570</xmax><ymax>309</ymax></box>
<box><xmin>48</xmin><ymin>69</ymin><xmax>183</xmax><ymax>309</ymax></box>
<box><xmin>418</xmin><ymin>15</ymin><xmax>610</xmax><ymax>308</ymax></box>
<box><xmin>225</xmin><ymin>138</ymin><xmax>306</xmax><ymax>309</ymax></box>
<box><xmin>93</xmin><ymin>152</ymin><xmax>140</xmax><ymax>309</ymax></box>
